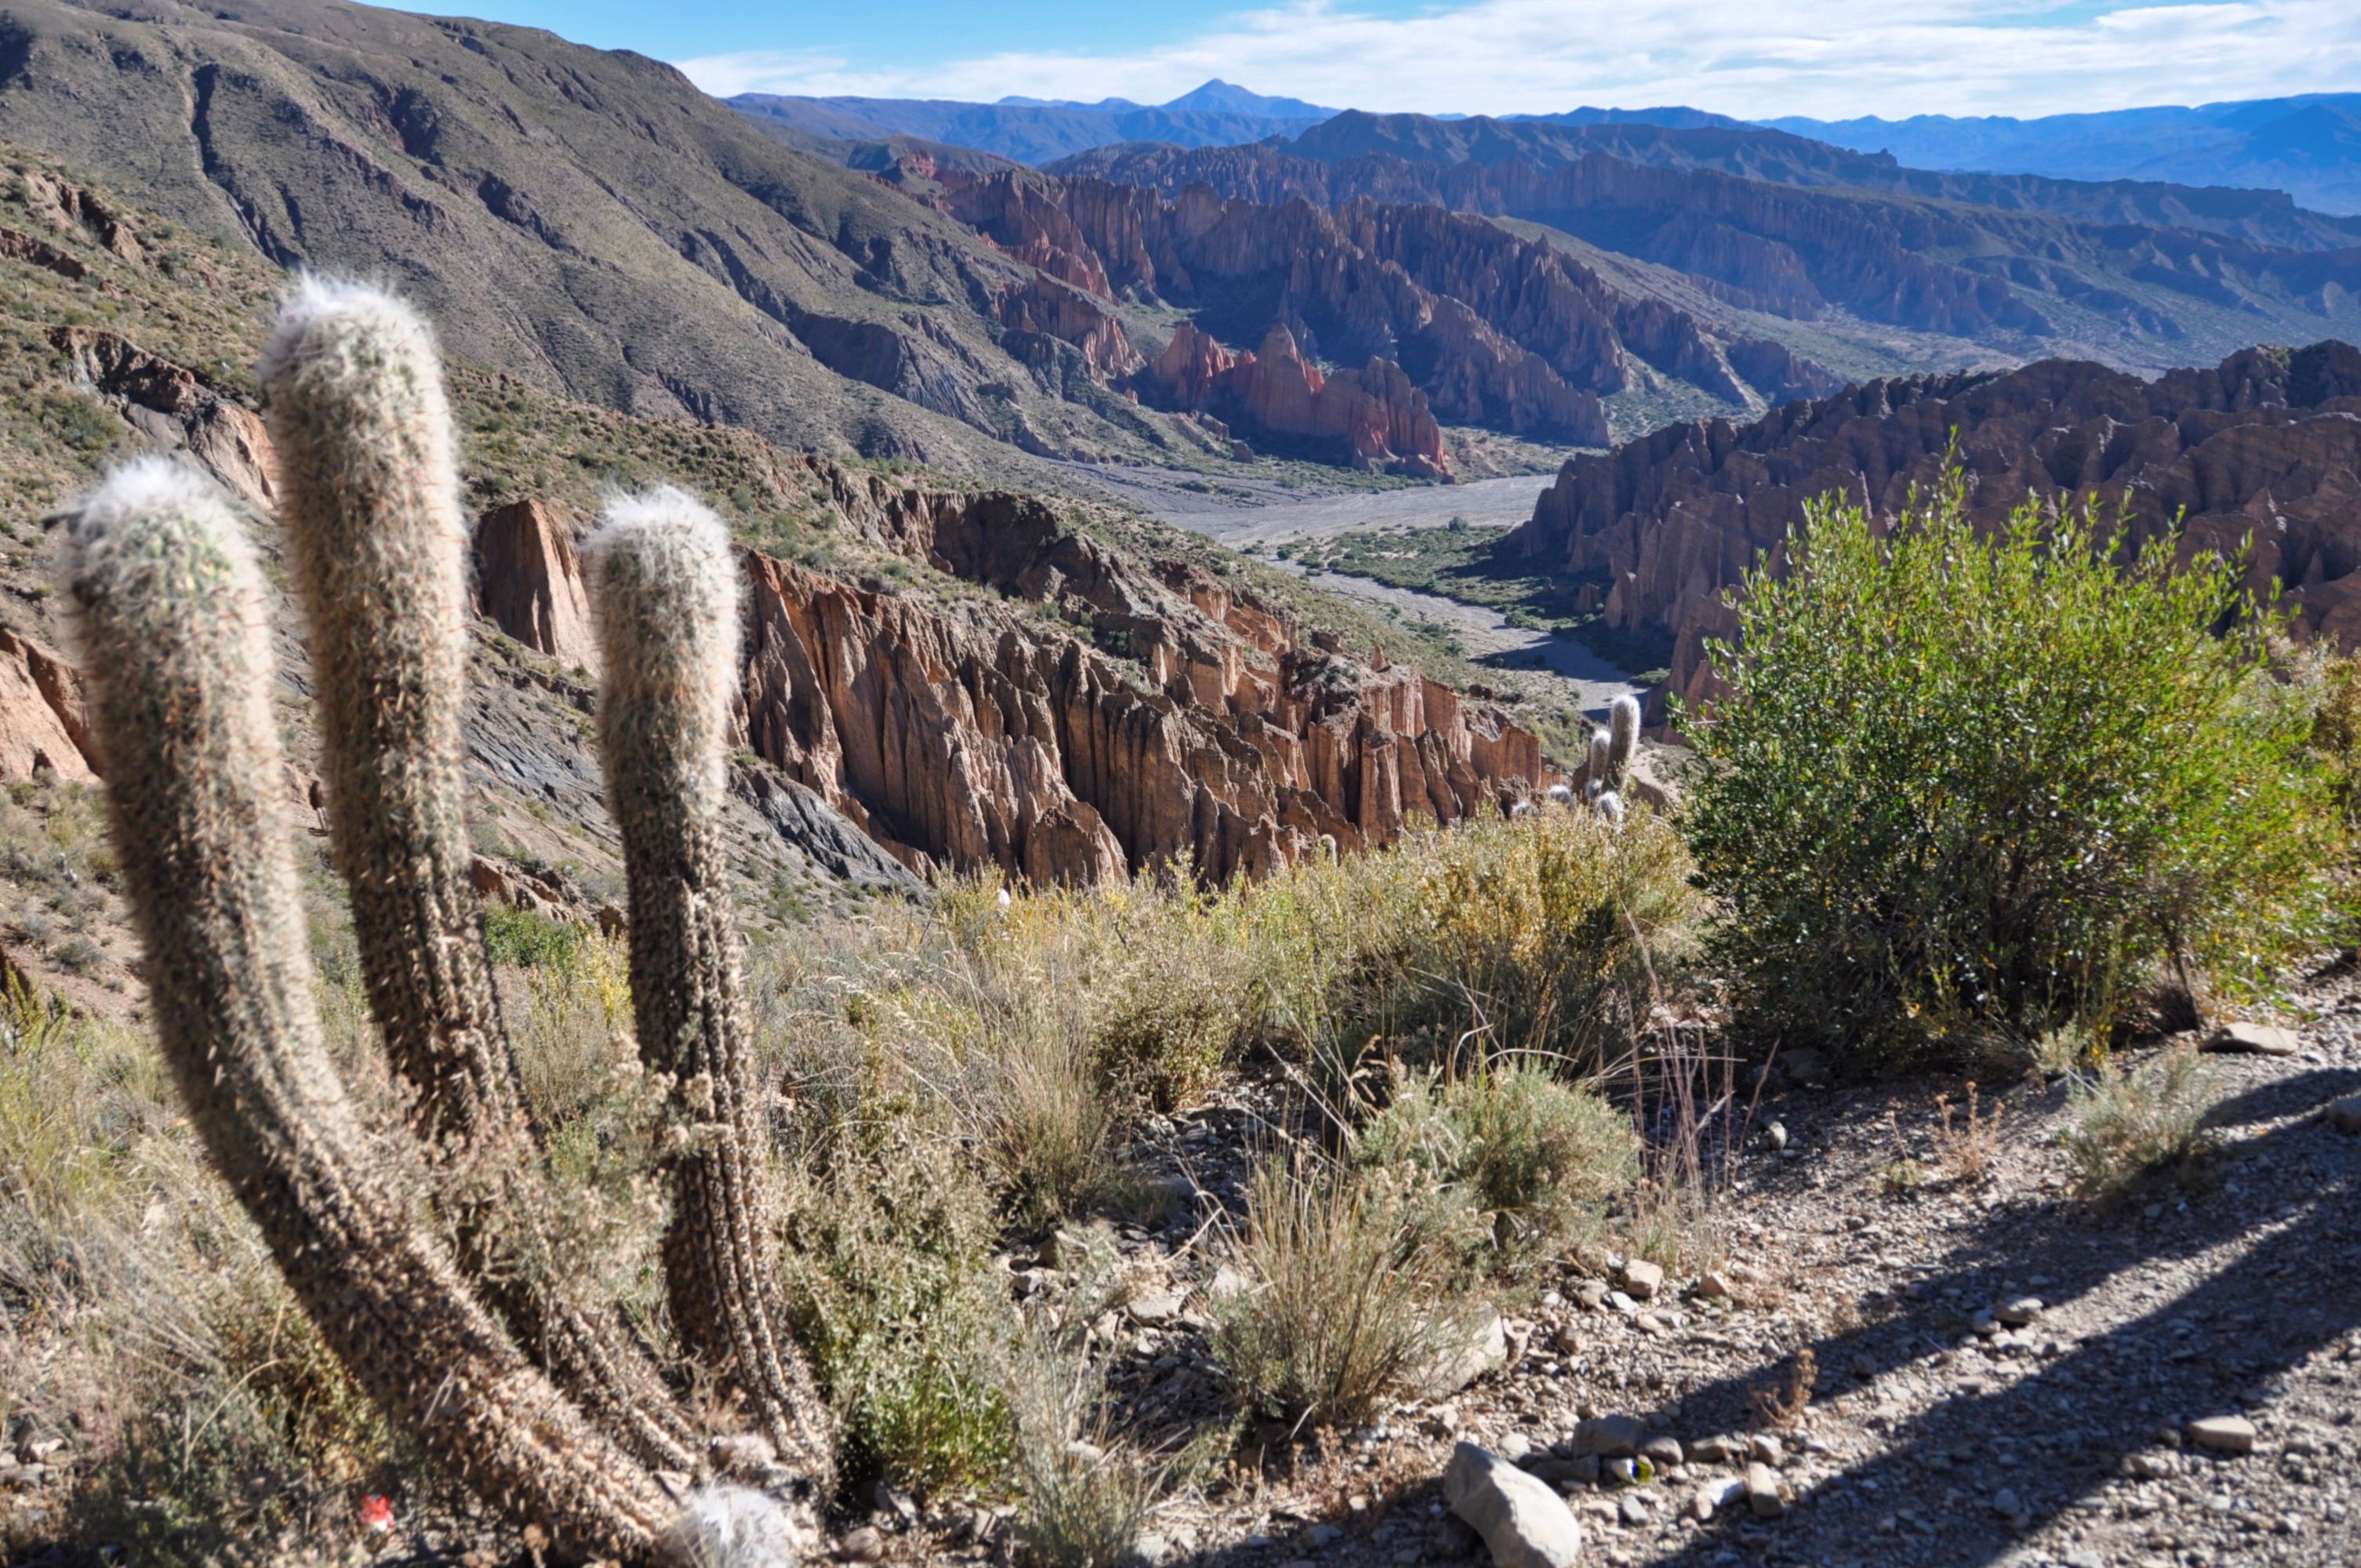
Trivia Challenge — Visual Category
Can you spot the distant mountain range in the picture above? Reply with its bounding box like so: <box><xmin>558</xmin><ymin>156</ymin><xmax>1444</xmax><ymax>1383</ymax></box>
<box><xmin>1769</xmin><ymin>96</ymin><xmax>2361</xmax><ymax>218</ymax></box>
<box><xmin>742</xmin><ymin>84</ymin><xmax>2361</xmax><ymax>216</ymax></box>
<box><xmin>731</xmin><ymin>78</ymin><xmax>1339</xmax><ymax>168</ymax></box>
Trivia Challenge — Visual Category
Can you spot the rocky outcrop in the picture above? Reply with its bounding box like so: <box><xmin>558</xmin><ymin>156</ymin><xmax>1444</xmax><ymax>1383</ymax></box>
<box><xmin>464</xmin><ymin>460</ymin><xmax>1552</xmax><ymax>886</ymax></box>
<box><xmin>1055</xmin><ymin>142</ymin><xmax>2057</xmax><ymax>344</ymax></box>
<box><xmin>474</xmin><ymin>499</ymin><xmax>600</xmax><ymax>672</ymax></box>
<box><xmin>0</xmin><ymin>629</ymin><xmax>97</xmax><ymax>783</ymax></box>
<box><xmin>1150</xmin><ymin>324</ymin><xmax>1451</xmax><ymax>477</ymax></box>
<box><xmin>1506</xmin><ymin>340</ymin><xmax>2361</xmax><ymax>719</ymax></box>
<box><xmin>49</xmin><ymin>325</ymin><xmax>276</xmax><ymax>512</ymax></box>
<box><xmin>939</xmin><ymin>169</ymin><xmax>1614</xmax><ymax>442</ymax></box>
<box><xmin>995</xmin><ymin>272</ymin><xmax>1142</xmax><ymax>383</ymax></box>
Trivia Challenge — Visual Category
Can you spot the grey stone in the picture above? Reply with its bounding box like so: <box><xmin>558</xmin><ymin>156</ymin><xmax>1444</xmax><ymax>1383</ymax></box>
<box><xmin>1687</xmin><ymin>1433</ymin><xmax>1745</xmax><ymax>1465</ymax></box>
<box><xmin>1617</xmin><ymin>1494</ymin><xmax>1650</xmax><ymax>1526</ymax></box>
<box><xmin>1748</xmin><ymin>1433</ymin><xmax>1785</xmax><ymax>1466</ymax></box>
<box><xmin>1767</xmin><ymin>1121</ymin><xmax>1790</xmax><ymax>1151</ymax></box>
<box><xmin>1691</xmin><ymin>1476</ymin><xmax>1745</xmax><ymax>1519</ymax></box>
<box><xmin>2326</xmin><ymin>1096</ymin><xmax>2361</xmax><ymax>1134</ymax></box>
<box><xmin>1573</xmin><ymin>1279</ymin><xmax>1608</xmax><ymax>1311</ymax></box>
<box><xmin>1443</xmin><ymin>1443</ymin><xmax>1584</xmax><ymax>1568</ymax></box>
<box><xmin>1996</xmin><ymin>1296</ymin><xmax>2045</xmax><ymax>1328</ymax></box>
<box><xmin>1697</xmin><ymin>1270</ymin><xmax>1734</xmax><ymax>1299</ymax></box>
<box><xmin>1991</xmin><ymin>1488</ymin><xmax>2021</xmax><ymax>1515</ymax></box>
<box><xmin>1128</xmin><ymin>1290</ymin><xmax>1185</xmax><ymax>1325</ymax></box>
<box><xmin>2188</xmin><ymin>1416</ymin><xmax>2257</xmax><ymax>1454</ymax></box>
<box><xmin>1745</xmin><ymin>1462</ymin><xmax>1785</xmax><ymax>1518</ymax></box>
<box><xmin>1498</xmin><ymin>1432</ymin><xmax>1532</xmax><ymax>1463</ymax></box>
<box><xmin>1618</xmin><ymin>1258</ymin><xmax>1665</xmax><ymax>1300</ymax></box>
<box><xmin>1573</xmin><ymin>1414</ymin><xmax>1645</xmax><ymax>1457</ymax></box>
<box><xmin>1640</xmin><ymin>1436</ymin><xmax>1684</xmax><ymax>1470</ymax></box>
<box><xmin>834</xmin><ymin>1526</ymin><xmax>886</xmax><ymax>1563</ymax></box>
<box><xmin>1423</xmin><ymin>1310</ymin><xmax>1509</xmax><ymax>1397</ymax></box>
<box><xmin>2202</xmin><ymin>1022</ymin><xmax>2301</xmax><ymax>1057</ymax></box>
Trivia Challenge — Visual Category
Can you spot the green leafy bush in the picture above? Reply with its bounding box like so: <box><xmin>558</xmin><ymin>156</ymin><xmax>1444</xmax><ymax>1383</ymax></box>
<box><xmin>481</xmin><ymin>902</ymin><xmax>583</xmax><ymax>970</ymax></box>
<box><xmin>1682</xmin><ymin>481</ymin><xmax>2330</xmax><ymax>1058</ymax></box>
<box><xmin>778</xmin><ymin>1135</ymin><xmax>1019</xmax><ymax>1494</ymax></box>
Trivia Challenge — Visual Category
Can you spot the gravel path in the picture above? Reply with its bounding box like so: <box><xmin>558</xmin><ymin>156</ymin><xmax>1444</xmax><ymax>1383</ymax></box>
<box><xmin>874</xmin><ymin>965</ymin><xmax>2361</xmax><ymax>1568</ymax></box>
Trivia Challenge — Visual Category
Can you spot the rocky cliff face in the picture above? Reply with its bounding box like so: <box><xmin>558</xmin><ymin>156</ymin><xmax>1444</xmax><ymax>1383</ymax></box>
<box><xmin>477</xmin><ymin>462</ymin><xmax>1553</xmax><ymax>885</ymax></box>
<box><xmin>1505</xmin><ymin>340</ymin><xmax>2361</xmax><ymax>719</ymax></box>
<box><xmin>1149</xmin><ymin>324</ymin><xmax>1451</xmax><ymax>477</ymax></box>
<box><xmin>939</xmin><ymin>168</ymin><xmax>1616</xmax><ymax>444</ymax></box>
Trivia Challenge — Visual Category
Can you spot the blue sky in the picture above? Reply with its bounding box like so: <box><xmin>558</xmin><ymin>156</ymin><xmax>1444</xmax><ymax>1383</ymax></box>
<box><xmin>401</xmin><ymin>0</ymin><xmax>2361</xmax><ymax>120</ymax></box>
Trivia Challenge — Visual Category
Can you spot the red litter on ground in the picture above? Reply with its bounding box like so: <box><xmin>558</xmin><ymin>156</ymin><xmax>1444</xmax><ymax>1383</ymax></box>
<box><xmin>359</xmin><ymin>1495</ymin><xmax>395</xmax><ymax>1534</ymax></box>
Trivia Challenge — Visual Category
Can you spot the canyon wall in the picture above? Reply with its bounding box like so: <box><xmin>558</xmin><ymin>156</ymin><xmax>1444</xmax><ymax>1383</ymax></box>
<box><xmin>1506</xmin><ymin>340</ymin><xmax>2361</xmax><ymax>719</ymax></box>
<box><xmin>1150</xmin><ymin>324</ymin><xmax>1451</xmax><ymax>476</ymax></box>
<box><xmin>940</xmin><ymin>169</ymin><xmax>1617</xmax><ymax>446</ymax></box>
<box><xmin>472</xmin><ymin>463</ymin><xmax>1551</xmax><ymax>886</ymax></box>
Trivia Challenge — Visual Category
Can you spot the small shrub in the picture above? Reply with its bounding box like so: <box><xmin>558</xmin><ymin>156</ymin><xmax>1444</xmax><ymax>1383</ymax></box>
<box><xmin>1210</xmin><ymin>1152</ymin><xmax>1480</xmax><ymax>1429</ymax></box>
<box><xmin>2060</xmin><ymin>1047</ymin><xmax>2214</xmax><ymax>1196</ymax></box>
<box><xmin>779</xmin><ymin>1135</ymin><xmax>1019</xmax><ymax>1494</ymax></box>
<box><xmin>1007</xmin><ymin>1345</ymin><xmax>1171</xmax><ymax>1568</ymax></box>
<box><xmin>481</xmin><ymin>902</ymin><xmax>583</xmax><ymax>970</ymax></box>
<box><xmin>52</xmin><ymin>934</ymin><xmax>102</xmax><ymax>973</ymax></box>
<box><xmin>987</xmin><ymin>1009</ymin><xmax>1130</xmax><ymax>1225</ymax></box>
<box><xmin>1352</xmin><ymin>1058</ymin><xmax>1634</xmax><ymax>1270</ymax></box>
<box><xmin>1929</xmin><ymin>1082</ymin><xmax>2005</xmax><ymax>1184</ymax></box>
<box><xmin>1684</xmin><ymin>480</ymin><xmax>2332</xmax><ymax>1060</ymax></box>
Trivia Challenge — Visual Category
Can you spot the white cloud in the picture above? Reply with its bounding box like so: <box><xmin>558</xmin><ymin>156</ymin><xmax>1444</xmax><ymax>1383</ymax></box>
<box><xmin>677</xmin><ymin>0</ymin><xmax>2361</xmax><ymax>120</ymax></box>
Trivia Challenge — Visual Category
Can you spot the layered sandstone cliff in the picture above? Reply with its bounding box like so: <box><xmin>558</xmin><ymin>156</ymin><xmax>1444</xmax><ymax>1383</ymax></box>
<box><xmin>1505</xmin><ymin>340</ymin><xmax>2361</xmax><ymax>720</ymax></box>
<box><xmin>477</xmin><ymin>463</ymin><xmax>1553</xmax><ymax>885</ymax></box>
<box><xmin>1150</xmin><ymin>324</ymin><xmax>1451</xmax><ymax>477</ymax></box>
<box><xmin>939</xmin><ymin>169</ymin><xmax>1615</xmax><ymax>444</ymax></box>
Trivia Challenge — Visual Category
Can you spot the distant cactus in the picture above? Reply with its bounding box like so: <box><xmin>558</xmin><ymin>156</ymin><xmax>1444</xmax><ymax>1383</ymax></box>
<box><xmin>260</xmin><ymin>279</ymin><xmax>701</xmax><ymax>1477</ymax></box>
<box><xmin>1607</xmin><ymin>693</ymin><xmax>1640</xmax><ymax>784</ymax></box>
<box><xmin>1585</xmin><ymin>728</ymin><xmax>1610</xmax><ymax>800</ymax></box>
<box><xmin>58</xmin><ymin>460</ymin><xmax>677</xmax><ymax>1561</ymax></box>
<box><xmin>64</xmin><ymin>283</ymin><xmax>833</xmax><ymax>1563</ymax></box>
<box><xmin>587</xmin><ymin>489</ymin><xmax>834</xmax><ymax>1497</ymax></box>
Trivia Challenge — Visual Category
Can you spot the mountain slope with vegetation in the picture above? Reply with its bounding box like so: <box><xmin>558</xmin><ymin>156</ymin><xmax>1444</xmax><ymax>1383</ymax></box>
<box><xmin>0</xmin><ymin>0</ymin><xmax>1219</xmax><ymax>474</ymax></box>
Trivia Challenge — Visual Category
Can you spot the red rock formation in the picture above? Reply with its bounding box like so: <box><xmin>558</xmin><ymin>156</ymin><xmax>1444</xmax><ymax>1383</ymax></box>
<box><xmin>1150</xmin><ymin>324</ymin><xmax>1452</xmax><ymax>477</ymax></box>
<box><xmin>462</xmin><ymin>458</ymin><xmax>1550</xmax><ymax>885</ymax></box>
<box><xmin>0</xmin><ymin>629</ymin><xmax>97</xmax><ymax>783</ymax></box>
<box><xmin>49</xmin><ymin>326</ymin><xmax>277</xmax><ymax>512</ymax></box>
<box><xmin>940</xmin><ymin>168</ymin><xmax>1611</xmax><ymax>442</ymax></box>
<box><xmin>1507</xmin><ymin>341</ymin><xmax>2361</xmax><ymax>719</ymax></box>
<box><xmin>1055</xmin><ymin>140</ymin><xmax>2050</xmax><ymax>346</ymax></box>
<box><xmin>474</xmin><ymin>499</ymin><xmax>599</xmax><ymax>673</ymax></box>
<box><xmin>996</xmin><ymin>273</ymin><xmax>1143</xmax><ymax>383</ymax></box>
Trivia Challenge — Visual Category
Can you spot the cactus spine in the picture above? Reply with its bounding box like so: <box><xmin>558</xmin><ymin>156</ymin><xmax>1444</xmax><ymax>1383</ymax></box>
<box><xmin>587</xmin><ymin>489</ymin><xmax>834</xmax><ymax>1500</ymax></box>
<box><xmin>260</xmin><ymin>280</ymin><xmax>701</xmax><ymax>1476</ymax></box>
<box><xmin>58</xmin><ymin>461</ymin><xmax>677</xmax><ymax>1561</ymax></box>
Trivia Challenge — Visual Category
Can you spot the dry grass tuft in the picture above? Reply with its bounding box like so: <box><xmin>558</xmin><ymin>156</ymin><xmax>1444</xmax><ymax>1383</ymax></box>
<box><xmin>2060</xmin><ymin>1046</ymin><xmax>2215</xmax><ymax>1197</ymax></box>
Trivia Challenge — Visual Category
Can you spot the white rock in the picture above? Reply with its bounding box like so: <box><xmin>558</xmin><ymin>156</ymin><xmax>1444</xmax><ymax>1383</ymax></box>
<box><xmin>1423</xmin><ymin>1310</ymin><xmax>1509</xmax><ymax>1397</ymax></box>
<box><xmin>1618</xmin><ymin>1259</ymin><xmax>1665</xmax><ymax>1301</ymax></box>
<box><xmin>1745</xmin><ymin>1462</ymin><xmax>1785</xmax><ymax>1518</ymax></box>
<box><xmin>1128</xmin><ymin>1290</ymin><xmax>1185</xmax><ymax>1325</ymax></box>
<box><xmin>2188</xmin><ymin>1416</ymin><xmax>2257</xmax><ymax>1454</ymax></box>
<box><xmin>2326</xmin><ymin>1096</ymin><xmax>2361</xmax><ymax>1134</ymax></box>
<box><xmin>2202</xmin><ymin>1022</ymin><xmax>2300</xmax><ymax>1057</ymax></box>
<box><xmin>1690</xmin><ymin>1477</ymin><xmax>1745</xmax><ymax>1520</ymax></box>
<box><xmin>1444</xmin><ymin>1443</ymin><xmax>1584</xmax><ymax>1568</ymax></box>
<box><xmin>1996</xmin><ymin>1296</ymin><xmax>2044</xmax><ymax>1328</ymax></box>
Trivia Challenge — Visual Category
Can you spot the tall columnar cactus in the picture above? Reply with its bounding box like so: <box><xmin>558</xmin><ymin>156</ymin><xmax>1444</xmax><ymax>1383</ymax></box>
<box><xmin>57</xmin><ymin>460</ymin><xmax>680</xmax><ymax>1560</ymax></box>
<box><xmin>1585</xmin><ymin>728</ymin><xmax>1611</xmax><ymax>800</ymax></box>
<box><xmin>587</xmin><ymin>489</ymin><xmax>835</xmax><ymax>1497</ymax></box>
<box><xmin>259</xmin><ymin>279</ymin><xmax>700</xmax><ymax>1477</ymax></box>
<box><xmin>1607</xmin><ymin>691</ymin><xmax>1640</xmax><ymax>786</ymax></box>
